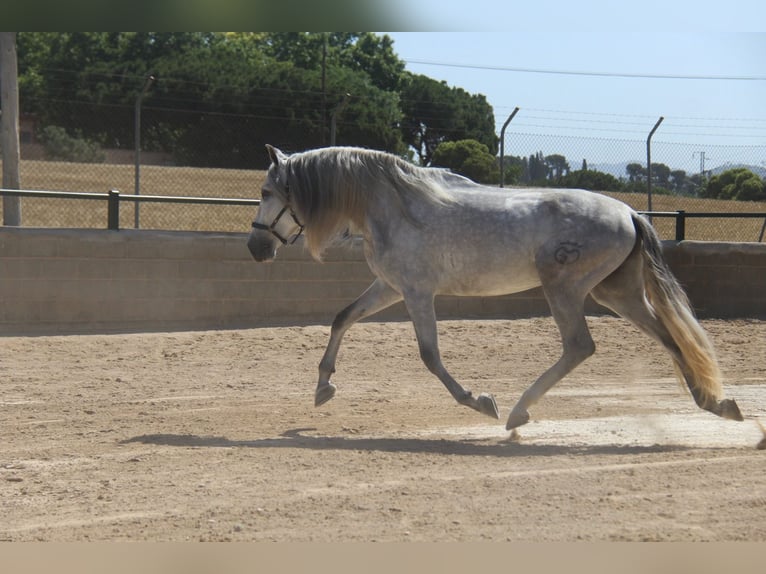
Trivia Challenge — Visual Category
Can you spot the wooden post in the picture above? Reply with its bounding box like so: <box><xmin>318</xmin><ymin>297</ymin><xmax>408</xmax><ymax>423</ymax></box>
<box><xmin>1</xmin><ymin>32</ymin><xmax>21</xmax><ymax>226</ymax></box>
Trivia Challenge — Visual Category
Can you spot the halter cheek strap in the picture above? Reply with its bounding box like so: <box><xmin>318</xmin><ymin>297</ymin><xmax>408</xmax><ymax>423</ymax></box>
<box><xmin>251</xmin><ymin>205</ymin><xmax>304</xmax><ymax>245</ymax></box>
<box><xmin>251</xmin><ymin>182</ymin><xmax>305</xmax><ymax>245</ymax></box>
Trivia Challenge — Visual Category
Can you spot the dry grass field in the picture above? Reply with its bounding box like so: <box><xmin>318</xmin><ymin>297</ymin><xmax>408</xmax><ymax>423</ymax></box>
<box><xmin>2</xmin><ymin>160</ymin><xmax>264</xmax><ymax>233</ymax></box>
<box><xmin>1</xmin><ymin>159</ymin><xmax>764</xmax><ymax>240</ymax></box>
<box><xmin>602</xmin><ymin>191</ymin><xmax>766</xmax><ymax>243</ymax></box>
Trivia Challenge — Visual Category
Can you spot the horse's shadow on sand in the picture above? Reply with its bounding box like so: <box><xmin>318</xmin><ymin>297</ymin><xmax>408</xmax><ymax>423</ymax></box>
<box><xmin>120</xmin><ymin>427</ymin><xmax>692</xmax><ymax>458</ymax></box>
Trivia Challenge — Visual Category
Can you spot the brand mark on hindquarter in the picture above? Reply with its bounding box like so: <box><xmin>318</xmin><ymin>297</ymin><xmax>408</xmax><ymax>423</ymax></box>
<box><xmin>554</xmin><ymin>241</ymin><xmax>582</xmax><ymax>265</ymax></box>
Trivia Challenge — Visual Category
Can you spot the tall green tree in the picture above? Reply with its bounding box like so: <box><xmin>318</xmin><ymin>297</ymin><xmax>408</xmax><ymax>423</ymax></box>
<box><xmin>626</xmin><ymin>162</ymin><xmax>645</xmax><ymax>182</ymax></box>
<box><xmin>16</xmin><ymin>32</ymin><xmax>407</xmax><ymax>168</ymax></box>
<box><xmin>18</xmin><ymin>33</ymin><xmax>221</xmax><ymax>149</ymax></box>
<box><xmin>702</xmin><ymin>168</ymin><xmax>765</xmax><ymax>201</ymax></box>
<box><xmin>527</xmin><ymin>151</ymin><xmax>548</xmax><ymax>182</ymax></box>
<box><xmin>431</xmin><ymin>139</ymin><xmax>499</xmax><ymax>184</ymax></box>
<box><xmin>254</xmin><ymin>33</ymin><xmax>404</xmax><ymax>93</ymax></box>
<box><xmin>17</xmin><ymin>32</ymin><xmax>498</xmax><ymax>169</ymax></box>
<box><xmin>244</xmin><ymin>32</ymin><xmax>405</xmax><ymax>153</ymax></box>
<box><xmin>650</xmin><ymin>162</ymin><xmax>671</xmax><ymax>188</ymax></box>
<box><xmin>342</xmin><ymin>33</ymin><xmax>404</xmax><ymax>92</ymax></box>
<box><xmin>400</xmin><ymin>73</ymin><xmax>497</xmax><ymax>166</ymax></box>
<box><xmin>545</xmin><ymin>154</ymin><xmax>570</xmax><ymax>180</ymax></box>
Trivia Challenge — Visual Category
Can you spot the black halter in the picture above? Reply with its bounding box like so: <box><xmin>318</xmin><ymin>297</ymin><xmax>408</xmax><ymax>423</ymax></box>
<box><xmin>251</xmin><ymin>182</ymin><xmax>305</xmax><ymax>245</ymax></box>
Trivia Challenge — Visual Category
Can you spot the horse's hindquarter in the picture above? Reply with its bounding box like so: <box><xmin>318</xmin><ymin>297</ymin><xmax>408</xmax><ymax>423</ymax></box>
<box><xmin>366</xmin><ymin>186</ymin><xmax>637</xmax><ymax>298</ymax></box>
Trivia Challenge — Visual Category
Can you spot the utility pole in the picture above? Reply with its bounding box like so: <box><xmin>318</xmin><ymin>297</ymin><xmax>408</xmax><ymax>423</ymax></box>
<box><xmin>321</xmin><ymin>34</ymin><xmax>327</xmax><ymax>147</ymax></box>
<box><xmin>330</xmin><ymin>93</ymin><xmax>351</xmax><ymax>146</ymax></box>
<box><xmin>694</xmin><ymin>151</ymin><xmax>707</xmax><ymax>178</ymax></box>
<box><xmin>1</xmin><ymin>32</ymin><xmax>21</xmax><ymax>226</ymax></box>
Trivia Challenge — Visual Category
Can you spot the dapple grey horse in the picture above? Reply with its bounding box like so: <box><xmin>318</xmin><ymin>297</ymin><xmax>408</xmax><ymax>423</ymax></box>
<box><xmin>248</xmin><ymin>145</ymin><xmax>743</xmax><ymax>432</ymax></box>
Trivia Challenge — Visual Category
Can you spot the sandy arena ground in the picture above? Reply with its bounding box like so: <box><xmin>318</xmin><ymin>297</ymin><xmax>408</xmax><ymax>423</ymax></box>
<box><xmin>1</xmin><ymin>316</ymin><xmax>765</xmax><ymax>541</ymax></box>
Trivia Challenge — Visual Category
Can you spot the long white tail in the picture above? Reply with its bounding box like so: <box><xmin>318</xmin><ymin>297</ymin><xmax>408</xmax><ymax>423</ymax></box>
<box><xmin>633</xmin><ymin>214</ymin><xmax>741</xmax><ymax>420</ymax></box>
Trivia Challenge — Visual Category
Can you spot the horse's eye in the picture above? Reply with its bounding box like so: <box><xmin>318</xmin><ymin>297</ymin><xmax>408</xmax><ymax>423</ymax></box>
<box><xmin>261</xmin><ymin>190</ymin><xmax>272</xmax><ymax>199</ymax></box>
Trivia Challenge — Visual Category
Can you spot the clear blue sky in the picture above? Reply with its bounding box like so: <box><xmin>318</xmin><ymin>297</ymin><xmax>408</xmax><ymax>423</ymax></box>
<box><xmin>383</xmin><ymin>1</ymin><xmax>766</xmax><ymax>171</ymax></box>
<box><xmin>386</xmin><ymin>31</ymin><xmax>766</xmax><ymax>137</ymax></box>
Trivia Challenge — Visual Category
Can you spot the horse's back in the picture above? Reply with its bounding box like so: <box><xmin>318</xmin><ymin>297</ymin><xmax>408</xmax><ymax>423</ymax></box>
<box><xmin>450</xmin><ymin>185</ymin><xmax>636</xmax><ymax>240</ymax></box>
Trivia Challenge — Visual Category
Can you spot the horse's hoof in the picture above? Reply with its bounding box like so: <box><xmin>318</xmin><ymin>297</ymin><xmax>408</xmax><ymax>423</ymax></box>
<box><xmin>718</xmin><ymin>398</ymin><xmax>744</xmax><ymax>421</ymax></box>
<box><xmin>477</xmin><ymin>393</ymin><xmax>499</xmax><ymax>419</ymax></box>
<box><xmin>315</xmin><ymin>383</ymin><xmax>336</xmax><ymax>407</ymax></box>
<box><xmin>756</xmin><ymin>420</ymin><xmax>766</xmax><ymax>450</ymax></box>
<box><xmin>506</xmin><ymin>408</ymin><xmax>530</xmax><ymax>430</ymax></box>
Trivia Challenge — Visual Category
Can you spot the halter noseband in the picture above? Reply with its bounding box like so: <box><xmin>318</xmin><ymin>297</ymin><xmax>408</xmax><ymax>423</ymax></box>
<box><xmin>251</xmin><ymin>181</ymin><xmax>305</xmax><ymax>245</ymax></box>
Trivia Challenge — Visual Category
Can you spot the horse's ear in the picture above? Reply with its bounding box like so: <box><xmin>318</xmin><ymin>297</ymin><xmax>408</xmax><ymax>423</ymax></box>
<box><xmin>265</xmin><ymin>144</ymin><xmax>285</xmax><ymax>167</ymax></box>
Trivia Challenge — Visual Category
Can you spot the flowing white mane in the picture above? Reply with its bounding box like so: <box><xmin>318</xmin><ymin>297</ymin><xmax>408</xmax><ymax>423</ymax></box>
<box><xmin>283</xmin><ymin>147</ymin><xmax>455</xmax><ymax>257</ymax></box>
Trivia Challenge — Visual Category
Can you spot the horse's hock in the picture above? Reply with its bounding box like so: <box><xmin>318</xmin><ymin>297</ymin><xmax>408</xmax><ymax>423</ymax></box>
<box><xmin>1</xmin><ymin>227</ymin><xmax>765</xmax><ymax>335</ymax></box>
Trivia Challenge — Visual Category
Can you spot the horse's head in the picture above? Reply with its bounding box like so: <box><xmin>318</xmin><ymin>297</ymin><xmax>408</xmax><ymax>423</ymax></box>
<box><xmin>247</xmin><ymin>145</ymin><xmax>305</xmax><ymax>262</ymax></box>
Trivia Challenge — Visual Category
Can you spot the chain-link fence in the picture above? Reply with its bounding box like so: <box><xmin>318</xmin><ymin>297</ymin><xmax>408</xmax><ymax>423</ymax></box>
<box><xmin>2</xmin><ymin>104</ymin><xmax>765</xmax><ymax>239</ymax></box>
<box><xmin>500</xmin><ymin>108</ymin><xmax>766</xmax><ymax>241</ymax></box>
<box><xmin>2</xmin><ymin>98</ymin><xmax>270</xmax><ymax>232</ymax></box>
<box><xmin>0</xmin><ymin>158</ymin><xmax>265</xmax><ymax>233</ymax></box>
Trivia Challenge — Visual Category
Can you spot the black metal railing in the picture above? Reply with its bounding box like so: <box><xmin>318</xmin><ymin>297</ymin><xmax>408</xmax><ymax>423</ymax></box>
<box><xmin>2</xmin><ymin>188</ymin><xmax>765</xmax><ymax>241</ymax></box>
<box><xmin>0</xmin><ymin>188</ymin><xmax>260</xmax><ymax>231</ymax></box>
<box><xmin>638</xmin><ymin>210</ymin><xmax>766</xmax><ymax>242</ymax></box>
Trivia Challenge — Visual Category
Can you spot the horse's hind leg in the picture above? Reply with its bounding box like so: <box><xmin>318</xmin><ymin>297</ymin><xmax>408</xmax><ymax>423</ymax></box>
<box><xmin>315</xmin><ymin>278</ymin><xmax>402</xmax><ymax>406</ymax></box>
<box><xmin>404</xmin><ymin>290</ymin><xmax>499</xmax><ymax>419</ymax></box>
<box><xmin>591</xmin><ymin>268</ymin><xmax>743</xmax><ymax>420</ymax></box>
<box><xmin>591</xmin><ymin>285</ymin><xmax>716</xmax><ymax>414</ymax></box>
<box><xmin>506</xmin><ymin>291</ymin><xmax>595</xmax><ymax>430</ymax></box>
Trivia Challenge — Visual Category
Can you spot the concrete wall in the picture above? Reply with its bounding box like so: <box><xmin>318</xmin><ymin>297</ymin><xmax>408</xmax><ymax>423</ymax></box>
<box><xmin>1</xmin><ymin>227</ymin><xmax>764</xmax><ymax>335</ymax></box>
<box><xmin>663</xmin><ymin>241</ymin><xmax>766</xmax><ymax>319</ymax></box>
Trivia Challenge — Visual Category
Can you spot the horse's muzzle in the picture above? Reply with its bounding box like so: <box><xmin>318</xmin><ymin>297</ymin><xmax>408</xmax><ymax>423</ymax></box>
<box><xmin>247</xmin><ymin>233</ymin><xmax>277</xmax><ymax>262</ymax></box>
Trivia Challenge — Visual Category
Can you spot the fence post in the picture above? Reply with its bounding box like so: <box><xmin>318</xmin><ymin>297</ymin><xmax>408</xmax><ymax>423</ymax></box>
<box><xmin>675</xmin><ymin>210</ymin><xmax>686</xmax><ymax>241</ymax></box>
<box><xmin>499</xmin><ymin>107</ymin><xmax>520</xmax><ymax>188</ymax></box>
<box><xmin>108</xmin><ymin>189</ymin><xmax>120</xmax><ymax>230</ymax></box>
<box><xmin>646</xmin><ymin>116</ymin><xmax>664</xmax><ymax>217</ymax></box>
<box><xmin>1</xmin><ymin>32</ymin><xmax>22</xmax><ymax>226</ymax></box>
<box><xmin>134</xmin><ymin>74</ymin><xmax>154</xmax><ymax>229</ymax></box>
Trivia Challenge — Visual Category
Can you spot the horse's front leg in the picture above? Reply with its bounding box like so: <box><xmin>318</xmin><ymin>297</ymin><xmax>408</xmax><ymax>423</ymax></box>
<box><xmin>316</xmin><ymin>279</ymin><xmax>402</xmax><ymax>407</ymax></box>
<box><xmin>404</xmin><ymin>291</ymin><xmax>499</xmax><ymax>419</ymax></box>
